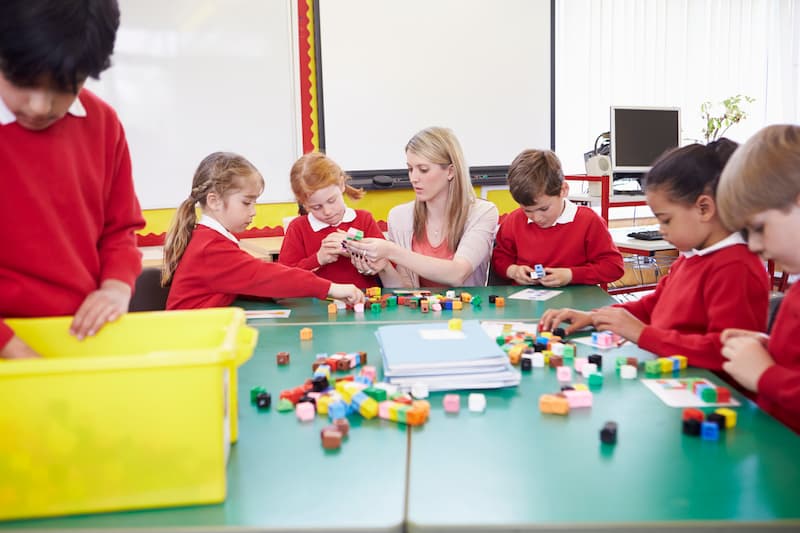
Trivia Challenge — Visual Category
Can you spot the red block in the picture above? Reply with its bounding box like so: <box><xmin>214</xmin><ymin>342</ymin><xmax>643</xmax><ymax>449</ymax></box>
<box><xmin>682</xmin><ymin>408</ymin><xmax>705</xmax><ymax>422</ymax></box>
<box><xmin>716</xmin><ymin>387</ymin><xmax>731</xmax><ymax>403</ymax></box>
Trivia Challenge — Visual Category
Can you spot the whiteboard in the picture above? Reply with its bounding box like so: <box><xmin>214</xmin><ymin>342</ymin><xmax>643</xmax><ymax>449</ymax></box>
<box><xmin>318</xmin><ymin>0</ymin><xmax>552</xmax><ymax>172</ymax></box>
<box><xmin>86</xmin><ymin>0</ymin><xmax>301</xmax><ymax>209</ymax></box>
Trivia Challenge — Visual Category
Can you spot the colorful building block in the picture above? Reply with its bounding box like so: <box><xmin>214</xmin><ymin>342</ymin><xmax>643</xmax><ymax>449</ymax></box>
<box><xmin>701</xmin><ymin>421</ymin><xmax>720</xmax><ymax>440</ymax></box>
<box><xmin>620</xmin><ymin>364</ymin><xmax>637</xmax><ymax>379</ymax></box>
<box><xmin>588</xmin><ymin>373</ymin><xmax>604</xmax><ymax>388</ymax></box>
<box><xmin>255</xmin><ymin>392</ymin><xmax>271</xmax><ymax>409</ymax></box>
<box><xmin>556</xmin><ymin>366</ymin><xmax>572</xmax><ymax>382</ymax></box>
<box><xmin>296</xmin><ymin>402</ymin><xmax>315</xmax><ymax>422</ymax></box>
<box><xmin>495</xmin><ymin>296</ymin><xmax>505</xmax><ymax>307</ymax></box>
<box><xmin>600</xmin><ymin>421</ymin><xmax>617</xmax><ymax>444</ymax></box>
<box><xmin>539</xmin><ymin>394</ymin><xmax>569</xmax><ymax>415</ymax></box>
<box><xmin>468</xmin><ymin>393</ymin><xmax>486</xmax><ymax>413</ymax></box>
<box><xmin>448</xmin><ymin>318</ymin><xmax>463</xmax><ymax>331</ymax></box>
<box><xmin>276</xmin><ymin>351</ymin><xmax>290</xmax><ymax>365</ymax></box>
<box><xmin>300</xmin><ymin>327</ymin><xmax>313</xmax><ymax>340</ymax></box>
<box><xmin>443</xmin><ymin>394</ymin><xmax>460</xmax><ymax>413</ymax></box>
<box><xmin>563</xmin><ymin>389</ymin><xmax>592</xmax><ymax>408</ymax></box>
<box><xmin>714</xmin><ymin>408</ymin><xmax>737</xmax><ymax>428</ymax></box>
<box><xmin>411</xmin><ymin>383</ymin><xmax>430</xmax><ymax>399</ymax></box>
<box><xmin>321</xmin><ymin>427</ymin><xmax>342</xmax><ymax>450</ymax></box>
<box><xmin>250</xmin><ymin>386</ymin><xmax>267</xmax><ymax>403</ymax></box>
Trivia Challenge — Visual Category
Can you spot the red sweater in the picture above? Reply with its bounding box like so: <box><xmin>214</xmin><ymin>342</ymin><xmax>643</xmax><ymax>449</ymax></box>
<box><xmin>278</xmin><ymin>209</ymin><xmax>385</xmax><ymax>289</ymax></box>
<box><xmin>758</xmin><ymin>282</ymin><xmax>800</xmax><ymax>434</ymax></box>
<box><xmin>167</xmin><ymin>225</ymin><xmax>331</xmax><ymax>309</ymax></box>
<box><xmin>617</xmin><ymin>244</ymin><xmax>769</xmax><ymax>370</ymax></box>
<box><xmin>491</xmin><ymin>207</ymin><xmax>624</xmax><ymax>284</ymax></box>
<box><xmin>0</xmin><ymin>89</ymin><xmax>144</xmax><ymax>349</ymax></box>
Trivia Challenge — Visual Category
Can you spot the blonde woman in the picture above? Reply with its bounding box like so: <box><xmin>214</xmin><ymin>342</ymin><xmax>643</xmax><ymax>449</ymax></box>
<box><xmin>347</xmin><ymin>127</ymin><xmax>498</xmax><ymax>287</ymax></box>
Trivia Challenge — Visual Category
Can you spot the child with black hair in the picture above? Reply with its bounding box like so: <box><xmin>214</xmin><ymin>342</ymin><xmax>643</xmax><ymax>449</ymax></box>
<box><xmin>540</xmin><ymin>140</ymin><xmax>770</xmax><ymax>371</ymax></box>
<box><xmin>0</xmin><ymin>0</ymin><xmax>145</xmax><ymax>359</ymax></box>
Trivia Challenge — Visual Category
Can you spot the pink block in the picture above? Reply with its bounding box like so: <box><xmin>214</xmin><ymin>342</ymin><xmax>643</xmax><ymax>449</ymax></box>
<box><xmin>296</xmin><ymin>402</ymin><xmax>316</xmax><ymax>421</ymax></box>
<box><xmin>361</xmin><ymin>365</ymin><xmax>377</xmax><ymax>381</ymax></box>
<box><xmin>574</xmin><ymin>357</ymin><xmax>588</xmax><ymax>372</ymax></box>
<box><xmin>378</xmin><ymin>400</ymin><xmax>392</xmax><ymax>419</ymax></box>
<box><xmin>563</xmin><ymin>390</ymin><xmax>593</xmax><ymax>408</ymax></box>
<box><xmin>354</xmin><ymin>302</ymin><xmax>365</xmax><ymax>313</ymax></box>
<box><xmin>443</xmin><ymin>394</ymin><xmax>460</xmax><ymax>413</ymax></box>
<box><xmin>556</xmin><ymin>366</ymin><xmax>572</xmax><ymax>382</ymax></box>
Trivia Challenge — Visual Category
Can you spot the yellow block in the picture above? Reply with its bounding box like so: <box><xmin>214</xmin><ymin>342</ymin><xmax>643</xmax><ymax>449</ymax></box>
<box><xmin>1</xmin><ymin>308</ymin><xmax>256</xmax><ymax>521</ymax></box>
<box><xmin>715</xmin><ymin>407</ymin><xmax>738</xmax><ymax>428</ymax></box>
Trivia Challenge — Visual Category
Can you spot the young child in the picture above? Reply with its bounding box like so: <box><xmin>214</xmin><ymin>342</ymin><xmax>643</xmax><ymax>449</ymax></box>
<box><xmin>539</xmin><ymin>140</ymin><xmax>770</xmax><ymax>371</ymax></box>
<box><xmin>162</xmin><ymin>152</ymin><xmax>364</xmax><ymax>309</ymax></box>
<box><xmin>716</xmin><ymin>124</ymin><xmax>800</xmax><ymax>434</ymax></box>
<box><xmin>0</xmin><ymin>0</ymin><xmax>145</xmax><ymax>359</ymax></box>
<box><xmin>492</xmin><ymin>149</ymin><xmax>624</xmax><ymax>286</ymax></box>
<box><xmin>279</xmin><ymin>152</ymin><xmax>397</xmax><ymax>289</ymax></box>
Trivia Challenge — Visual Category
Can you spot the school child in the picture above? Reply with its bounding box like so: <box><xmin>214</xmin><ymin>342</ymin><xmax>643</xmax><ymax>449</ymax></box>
<box><xmin>0</xmin><ymin>0</ymin><xmax>145</xmax><ymax>359</ymax></box>
<box><xmin>716</xmin><ymin>124</ymin><xmax>800</xmax><ymax>434</ymax></box>
<box><xmin>539</xmin><ymin>139</ymin><xmax>770</xmax><ymax>371</ymax></box>
<box><xmin>492</xmin><ymin>149</ymin><xmax>624</xmax><ymax>286</ymax></box>
<box><xmin>279</xmin><ymin>152</ymin><xmax>398</xmax><ymax>289</ymax></box>
<box><xmin>162</xmin><ymin>152</ymin><xmax>364</xmax><ymax>310</ymax></box>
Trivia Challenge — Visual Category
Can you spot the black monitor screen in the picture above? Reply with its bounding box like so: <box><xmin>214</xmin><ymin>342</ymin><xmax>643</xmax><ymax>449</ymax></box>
<box><xmin>611</xmin><ymin>108</ymin><xmax>680</xmax><ymax>171</ymax></box>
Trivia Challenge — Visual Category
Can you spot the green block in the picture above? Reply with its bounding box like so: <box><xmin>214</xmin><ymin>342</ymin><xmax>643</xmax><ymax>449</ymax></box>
<box><xmin>250</xmin><ymin>386</ymin><xmax>267</xmax><ymax>403</ymax></box>
<box><xmin>562</xmin><ymin>344</ymin><xmax>576</xmax><ymax>358</ymax></box>
<box><xmin>364</xmin><ymin>387</ymin><xmax>387</xmax><ymax>402</ymax></box>
<box><xmin>396</xmin><ymin>405</ymin><xmax>409</xmax><ymax>424</ymax></box>
<box><xmin>588</xmin><ymin>373</ymin><xmax>604</xmax><ymax>387</ymax></box>
<box><xmin>471</xmin><ymin>295</ymin><xmax>482</xmax><ymax>307</ymax></box>
<box><xmin>615</xmin><ymin>356</ymin><xmax>627</xmax><ymax>369</ymax></box>
<box><xmin>386</xmin><ymin>296</ymin><xmax>397</xmax><ymax>307</ymax></box>
<box><xmin>701</xmin><ymin>387</ymin><xmax>718</xmax><ymax>402</ymax></box>
<box><xmin>524</xmin><ymin>336</ymin><xmax>535</xmax><ymax>347</ymax></box>
<box><xmin>644</xmin><ymin>360</ymin><xmax>661</xmax><ymax>375</ymax></box>
<box><xmin>496</xmin><ymin>335</ymin><xmax>506</xmax><ymax>346</ymax></box>
<box><xmin>276</xmin><ymin>398</ymin><xmax>295</xmax><ymax>412</ymax></box>
<box><xmin>370</xmin><ymin>303</ymin><xmax>381</xmax><ymax>313</ymax></box>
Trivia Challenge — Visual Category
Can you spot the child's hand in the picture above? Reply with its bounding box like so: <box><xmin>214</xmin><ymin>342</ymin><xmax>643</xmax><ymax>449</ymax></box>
<box><xmin>506</xmin><ymin>264</ymin><xmax>536</xmax><ymax>285</ymax></box>
<box><xmin>590</xmin><ymin>307</ymin><xmax>645</xmax><ymax>343</ymax></box>
<box><xmin>317</xmin><ymin>232</ymin><xmax>347</xmax><ymax>266</ymax></box>
<box><xmin>328</xmin><ymin>283</ymin><xmax>365</xmax><ymax>305</ymax></box>
<box><xmin>720</xmin><ymin>328</ymin><xmax>769</xmax><ymax>346</ymax></box>
<box><xmin>0</xmin><ymin>335</ymin><xmax>42</xmax><ymax>359</ymax></box>
<box><xmin>540</xmin><ymin>267</ymin><xmax>572</xmax><ymax>287</ymax></box>
<box><xmin>70</xmin><ymin>279</ymin><xmax>131</xmax><ymax>340</ymax></box>
<box><xmin>721</xmin><ymin>335</ymin><xmax>774</xmax><ymax>392</ymax></box>
<box><xmin>539</xmin><ymin>308</ymin><xmax>593</xmax><ymax>335</ymax></box>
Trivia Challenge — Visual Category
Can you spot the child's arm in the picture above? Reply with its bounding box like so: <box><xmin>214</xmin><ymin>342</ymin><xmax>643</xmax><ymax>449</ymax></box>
<box><xmin>721</xmin><ymin>336</ymin><xmax>775</xmax><ymax>392</ymax></box>
<box><xmin>278</xmin><ymin>219</ymin><xmax>340</xmax><ymax>271</ymax></box>
<box><xmin>69</xmin><ymin>279</ymin><xmax>132</xmax><ymax>340</ymax></box>
<box><xmin>0</xmin><ymin>334</ymin><xmax>41</xmax><ymax>359</ymax></box>
<box><xmin>567</xmin><ymin>217</ymin><xmax>625</xmax><ymax>285</ymax></box>
<box><xmin>635</xmin><ymin>265</ymin><xmax>768</xmax><ymax>370</ymax></box>
<box><xmin>539</xmin><ymin>308</ymin><xmax>595</xmax><ymax>335</ymax></box>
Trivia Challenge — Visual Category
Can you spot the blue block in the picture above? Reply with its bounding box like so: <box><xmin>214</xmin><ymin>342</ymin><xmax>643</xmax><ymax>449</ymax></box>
<box><xmin>351</xmin><ymin>391</ymin><xmax>368</xmax><ymax>407</ymax></box>
<box><xmin>669</xmin><ymin>356</ymin><xmax>681</xmax><ymax>370</ymax></box>
<box><xmin>354</xmin><ymin>375</ymin><xmax>372</xmax><ymax>386</ymax></box>
<box><xmin>328</xmin><ymin>400</ymin><xmax>347</xmax><ymax>421</ymax></box>
<box><xmin>536</xmin><ymin>336</ymin><xmax>550</xmax><ymax>345</ymax></box>
<box><xmin>443</xmin><ymin>300</ymin><xmax>453</xmax><ymax>310</ymax></box>
<box><xmin>701</xmin><ymin>421</ymin><xmax>720</xmax><ymax>440</ymax></box>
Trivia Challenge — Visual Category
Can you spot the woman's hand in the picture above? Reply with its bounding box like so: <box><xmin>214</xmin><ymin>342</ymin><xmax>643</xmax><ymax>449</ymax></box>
<box><xmin>345</xmin><ymin>237</ymin><xmax>395</xmax><ymax>262</ymax></box>
<box><xmin>351</xmin><ymin>253</ymin><xmax>388</xmax><ymax>276</ymax></box>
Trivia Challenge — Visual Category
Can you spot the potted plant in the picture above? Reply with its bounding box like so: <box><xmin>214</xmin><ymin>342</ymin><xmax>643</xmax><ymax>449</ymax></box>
<box><xmin>700</xmin><ymin>94</ymin><xmax>755</xmax><ymax>143</ymax></box>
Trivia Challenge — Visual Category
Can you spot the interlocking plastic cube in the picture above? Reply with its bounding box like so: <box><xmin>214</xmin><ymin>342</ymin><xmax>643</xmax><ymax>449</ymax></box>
<box><xmin>716</xmin><ymin>386</ymin><xmax>731</xmax><ymax>403</ymax></box>
<box><xmin>432</xmin><ymin>302</ymin><xmax>442</xmax><ymax>311</ymax></box>
<box><xmin>600</xmin><ymin>421</ymin><xmax>618</xmax><ymax>444</ymax></box>
<box><xmin>255</xmin><ymin>392</ymin><xmax>271</xmax><ymax>409</ymax></box>
<box><xmin>682</xmin><ymin>408</ymin><xmax>705</xmax><ymax>422</ymax></box>
<box><xmin>532</xmin><ymin>352</ymin><xmax>545</xmax><ymax>367</ymax></box>
<box><xmin>556</xmin><ymin>366</ymin><xmax>572</xmax><ymax>382</ymax></box>
<box><xmin>346</xmin><ymin>227</ymin><xmax>364</xmax><ymax>240</ymax></box>
<box><xmin>300</xmin><ymin>327</ymin><xmax>313</xmax><ymax>340</ymax></box>
<box><xmin>714</xmin><ymin>407</ymin><xmax>737</xmax><ymax>428</ymax></box>
<box><xmin>701</xmin><ymin>421</ymin><xmax>720</xmax><ymax>440</ymax></box>
<box><xmin>411</xmin><ymin>382</ymin><xmax>429</xmax><ymax>399</ymax></box>
<box><xmin>588</xmin><ymin>373</ymin><xmax>604</xmax><ymax>388</ymax></box>
<box><xmin>452</xmin><ymin>300</ymin><xmax>463</xmax><ymax>310</ymax></box>
<box><xmin>531</xmin><ymin>264</ymin><xmax>545</xmax><ymax>280</ymax></box>
<box><xmin>587</xmin><ymin>353</ymin><xmax>602</xmax><ymax>370</ymax></box>
<box><xmin>468</xmin><ymin>393</ymin><xmax>486</xmax><ymax>413</ymax></box>
<box><xmin>296</xmin><ymin>402</ymin><xmax>315</xmax><ymax>422</ymax></box>
<box><xmin>448</xmin><ymin>318</ymin><xmax>463</xmax><ymax>331</ymax></box>
<box><xmin>321</xmin><ymin>427</ymin><xmax>342</xmax><ymax>450</ymax></box>
<box><xmin>471</xmin><ymin>295</ymin><xmax>483</xmax><ymax>307</ymax></box>
<box><xmin>574</xmin><ymin>357</ymin><xmax>588</xmax><ymax>372</ymax></box>
<box><xmin>521</xmin><ymin>354</ymin><xmax>532</xmax><ymax>371</ymax></box>
<box><xmin>443</xmin><ymin>394</ymin><xmax>460</xmax><ymax>413</ymax></box>
<box><xmin>420</xmin><ymin>300</ymin><xmax>430</xmax><ymax>313</ymax></box>
<box><xmin>620</xmin><ymin>364</ymin><xmax>637</xmax><ymax>379</ymax></box>
<box><xmin>563</xmin><ymin>389</ymin><xmax>592</xmax><ymax>408</ymax></box>
<box><xmin>276</xmin><ymin>351</ymin><xmax>290</xmax><ymax>365</ymax></box>
<box><xmin>550</xmin><ymin>342</ymin><xmax>564</xmax><ymax>356</ymax></box>
<box><xmin>539</xmin><ymin>394</ymin><xmax>569</xmax><ymax>415</ymax></box>
<box><xmin>581</xmin><ymin>362</ymin><xmax>598</xmax><ymax>378</ymax></box>
<box><xmin>250</xmin><ymin>386</ymin><xmax>267</xmax><ymax>403</ymax></box>
<box><xmin>494</xmin><ymin>296</ymin><xmax>505</xmax><ymax>307</ymax></box>
<box><xmin>327</xmin><ymin>303</ymin><xmax>337</xmax><ymax>314</ymax></box>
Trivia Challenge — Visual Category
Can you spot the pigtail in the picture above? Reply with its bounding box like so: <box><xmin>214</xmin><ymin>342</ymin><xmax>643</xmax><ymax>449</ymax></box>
<box><xmin>161</xmin><ymin>197</ymin><xmax>199</xmax><ymax>286</ymax></box>
<box><xmin>343</xmin><ymin>182</ymin><xmax>365</xmax><ymax>201</ymax></box>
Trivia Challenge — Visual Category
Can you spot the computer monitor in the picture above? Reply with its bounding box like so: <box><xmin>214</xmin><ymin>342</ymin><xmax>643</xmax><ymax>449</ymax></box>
<box><xmin>610</xmin><ymin>106</ymin><xmax>681</xmax><ymax>175</ymax></box>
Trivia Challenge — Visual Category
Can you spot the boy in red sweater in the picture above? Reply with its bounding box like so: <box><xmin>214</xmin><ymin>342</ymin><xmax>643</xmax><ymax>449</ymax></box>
<box><xmin>279</xmin><ymin>152</ymin><xmax>399</xmax><ymax>289</ymax></box>
<box><xmin>492</xmin><ymin>149</ymin><xmax>624</xmax><ymax>286</ymax></box>
<box><xmin>717</xmin><ymin>124</ymin><xmax>800</xmax><ymax>434</ymax></box>
<box><xmin>540</xmin><ymin>140</ymin><xmax>769</xmax><ymax>371</ymax></box>
<box><xmin>162</xmin><ymin>152</ymin><xmax>364</xmax><ymax>310</ymax></box>
<box><xmin>0</xmin><ymin>0</ymin><xmax>145</xmax><ymax>359</ymax></box>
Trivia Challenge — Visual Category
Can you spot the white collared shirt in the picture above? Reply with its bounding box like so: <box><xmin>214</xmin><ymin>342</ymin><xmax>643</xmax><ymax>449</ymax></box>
<box><xmin>527</xmin><ymin>199</ymin><xmax>578</xmax><ymax>227</ymax></box>
<box><xmin>198</xmin><ymin>214</ymin><xmax>239</xmax><ymax>245</ymax></box>
<box><xmin>308</xmin><ymin>207</ymin><xmax>357</xmax><ymax>232</ymax></box>
<box><xmin>0</xmin><ymin>93</ymin><xmax>87</xmax><ymax>126</ymax></box>
<box><xmin>682</xmin><ymin>232</ymin><xmax>746</xmax><ymax>258</ymax></box>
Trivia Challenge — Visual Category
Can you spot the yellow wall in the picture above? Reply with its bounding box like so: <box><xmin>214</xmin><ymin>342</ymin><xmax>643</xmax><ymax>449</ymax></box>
<box><xmin>140</xmin><ymin>187</ymin><xmax>516</xmax><ymax>236</ymax></box>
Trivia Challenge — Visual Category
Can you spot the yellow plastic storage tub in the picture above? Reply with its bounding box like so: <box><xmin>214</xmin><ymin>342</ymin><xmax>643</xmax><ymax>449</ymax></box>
<box><xmin>0</xmin><ymin>307</ymin><xmax>257</xmax><ymax>521</ymax></box>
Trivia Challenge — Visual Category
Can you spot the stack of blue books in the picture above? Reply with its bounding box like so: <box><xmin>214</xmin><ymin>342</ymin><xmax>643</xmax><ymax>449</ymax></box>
<box><xmin>375</xmin><ymin>320</ymin><xmax>521</xmax><ymax>392</ymax></box>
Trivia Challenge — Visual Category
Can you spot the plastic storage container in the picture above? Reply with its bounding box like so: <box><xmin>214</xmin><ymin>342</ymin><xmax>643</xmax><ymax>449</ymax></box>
<box><xmin>0</xmin><ymin>307</ymin><xmax>257</xmax><ymax>521</ymax></box>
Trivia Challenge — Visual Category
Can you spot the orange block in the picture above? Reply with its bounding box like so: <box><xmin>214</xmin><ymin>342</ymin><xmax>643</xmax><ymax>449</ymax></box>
<box><xmin>300</xmin><ymin>327</ymin><xmax>313</xmax><ymax>340</ymax></box>
<box><xmin>539</xmin><ymin>394</ymin><xmax>569</xmax><ymax>415</ymax></box>
<box><xmin>495</xmin><ymin>297</ymin><xmax>505</xmax><ymax>307</ymax></box>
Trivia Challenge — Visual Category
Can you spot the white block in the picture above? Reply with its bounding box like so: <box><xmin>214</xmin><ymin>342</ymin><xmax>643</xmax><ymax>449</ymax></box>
<box><xmin>532</xmin><ymin>352</ymin><xmax>546</xmax><ymax>368</ymax></box>
<box><xmin>581</xmin><ymin>363</ymin><xmax>598</xmax><ymax>378</ymax></box>
<box><xmin>411</xmin><ymin>383</ymin><xmax>429</xmax><ymax>399</ymax></box>
<box><xmin>468</xmin><ymin>393</ymin><xmax>486</xmax><ymax>412</ymax></box>
<box><xmin>620</xmin><ymin>364</ymin><xmax>638</xmax><ymax>379</ymax></box>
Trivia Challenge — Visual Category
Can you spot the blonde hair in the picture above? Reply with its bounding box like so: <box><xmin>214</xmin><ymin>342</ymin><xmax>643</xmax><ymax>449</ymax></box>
<box><xmin>406</xmin><ymin>127</ymin><xmax>475</xmax><ymax>251</ymax></box>
<box><xmin>717</xmin><ymin>124</ymin><xmax>800</xmax><ymax>230</ymax></box>
<box><xmin>290</xmin><ymin>152</ymin><xmax>363</xmax><ymax>205</ymax></box>
<box><xmin>161</xmin><ymin>152</ymin><xmax>264</xmax><ymax>286</ymax></box>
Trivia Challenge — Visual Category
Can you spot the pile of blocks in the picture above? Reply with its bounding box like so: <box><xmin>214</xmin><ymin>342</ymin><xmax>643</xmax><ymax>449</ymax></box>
<box><xmin>682</xmin><ymin>407</ymin><xmax>737</xmax><ymax>440</ymax></box>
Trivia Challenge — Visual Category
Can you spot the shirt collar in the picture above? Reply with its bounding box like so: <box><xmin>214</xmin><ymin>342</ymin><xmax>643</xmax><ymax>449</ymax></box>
<box><xmin>0</xmin><ymin>93</ymin><xmax>87</xmax><ymax>126</ymax></box>
<box><xmin>198</xmin><ymin>214</ymin><xmax>239</xmax><ymax>245</ymax></box>
<box><xmin>308</xmin><ymin>207</ymin><xmax>357</xmax><ymax>232</ymax></box>
<box><xmin>527</xmin><ymin>199</ymin><xmax>578</xmax><ymax>226</ymax></box>
<box><xmin>682</xmin><ymin>232</ymin><xmax>746</xmax><ymax>258</ymax></box>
